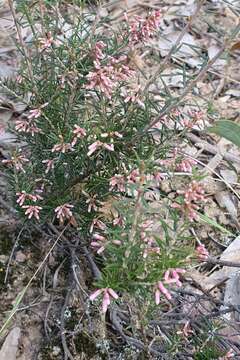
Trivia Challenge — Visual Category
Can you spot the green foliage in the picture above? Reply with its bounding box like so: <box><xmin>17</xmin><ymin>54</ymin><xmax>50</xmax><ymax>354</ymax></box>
<box><xmin>208</xmin><ymin>120</ymin><xmax>240</xmax><ymax>148</ymax></box>
<box><xmin>2</xmin><ymin>3</ymin><xmax>201</xmax><ymax>317</ymax></box>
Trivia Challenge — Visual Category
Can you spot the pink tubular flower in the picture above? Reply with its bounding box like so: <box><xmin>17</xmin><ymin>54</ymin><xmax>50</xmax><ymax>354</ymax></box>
<box><xmin>2</xmin><ymin>153</ymin><xmax>29</xmax><ymax>173</ymax></box>
<box><xmin>52</xmin><ymin>136</ymin><xmax>73</xmax><ymax>153</ymax></box>
<box><xmin>55</xmin><ymin>203</ymin><xmax>74</xmax><ymax>224</ymax></box>
<box><xmin>27</xmin><ymin>108</ymin><xmax>41</xmax><ymax>120</ymax></box>
<box><xmin>177</xmin><ymin>321</ymin><xmax>193</xmax><ymax>337</ymax></box>
<box><xmin>126</xmin><ymin>10</ymin><xmax>161</xmax><ymax>44</ymax></box>
<box><xmin>91</xmin><ymin>233</ymin><xmax>107</xmax><ymax>254</ymax></box>
<box><xmin>87</xmin><ymin>141</ymin><xmax>114</xmax><ymax>156</ymax></box>
<box><xmin>39</xmin><ymin>32</ymin><xmax>54</xmax><ymax>50</ymax></box>
<box><xmin>176</xmin><ymin>158</ymin><xmax>196</xmax><ymax>173</ymax></box>
<box><xmin>219</xmin><ymin>350</ymin><xmax>235</xmax><ymax>360</ymax></box>
<box><xmin>173</xmin><ymin>181</ymin><xmax>205</xmax><ymax>221</ymax></box>
<box><xmin>155</xmin><ymin>281</ymin><xmax>172</xmax><ymax>304</ymax></box>
<box><xmin>90</xmin><ymin>219</ymin><xmax>107</xmax><ymax>233</ymax></box>
<box><xmin>196</xmin><ymin>244</ymin><xmax>209</xmax><ymax>261</ymax></box>
<box><xmin>86</xmin><ymin>67</ymin><xmax>114</xmax><ymax>99</ymax></box>
<box><xmin>164</xmin><ymin>268</ymin><xmax>186</xmax><ymax>287</ymax></box>
<box><xmin>90</xmin><ymin>287</ymin><xmax>118</xmax><ymax>313</ymax></box>
<box><xmin>15</xmin><ymin>119</ymin><xmax>41</xmax><ymax>136</ymax></box>
<box><xmin>16</xmin><ymin>191</ymin><xmax>43</xmax><ymax>207</ymax></box>
<box><xmin>86</xmin><ymin>54</ymin><xmax>134</xmax><ymax>99</ymax></box>
<box><xmin>71</xmin><ymin>125</ymin><xmax>86</xmax><ymax>146</ymax></box>
<box><xmin>127</xmin><ymin>168</ymin><xmax>141</xmax><ymax>184</ymax></box>
<box><xmin>92</xmin><ymin>41</ymin><xmax>106</xmax><ymax>62</ymax></box>
<box><xmin>121</xmin><ymin>84</ymin><xmax>145</xmax><ymax>108</ymax></box>
<box><xmin>42</xmin><ymin>159</ymin><xmax>55</xmax><ymax>174</ymax></box>
<box><xmin>109</xmin><ymin>174</ymin><xmax>126</xmax><ymax>192</ymax></box>
<box><xmin>22</xmin><ymin>205</ymin><xmax>42</xmax><ymax>220</ymax></box>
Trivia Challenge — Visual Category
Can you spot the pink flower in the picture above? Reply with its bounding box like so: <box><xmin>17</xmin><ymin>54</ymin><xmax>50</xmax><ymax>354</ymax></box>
<box><xmin>71</xmin><ymin>125</ymin><xmax>86</xmax><ymax>146</ymax></box>
<box><xmin>86</xmin><ymin>55</ymin><xmax>134</xmax><ymax>98</ymax></box>
<box><xmin>155</xmin><ymin>281</ymin><xmax>172</xmax><ymax>304</ymax></box>
<box><xmin>109</xmin><ymin>174</ymin><xmax>126</xmax><ymax>192</ymax></box>
<box><xmin>126</xmin><ymin>10</ymin><xmax>161</xmax><ymax>44</ymax></box>
<box><xmin>87</xmin><ymin>141</ymin><xmax>114</xmax><ymax>156</ymax></box>
<box><xmin>90</xmin><ymin>218</ymin><xmax>107</xmax><ymax>233</ymax></box>
<box><xmin>42</xmin><ymin>159</ymin><xmax>55</xmax><ymax>174</ymax></box>
<box><xmin>22</xmin><ymin>205</ymin><xmax>42</xmax><ymax>220</ymax></box>
<box><xmin>113</xmin><ymin>216</ymin><xmax>125</xmax><ymax>227</ymax></box>
<box><xmin>176</xmin><ymin>158</ymin><xmax>196</xmax><ymax>173</ymax></box>
<box><xmin>2</xmin><ymin>152</ymin><xmax>29</xmax><ymax>173</ymax></box>
<box><xmin>39</xmin><ymin>32</ymin><xmax>54</xmax><ymax>50</ymax></box>
<box><xmin>90</xmin><ymin>288</ymin><xmax>118</xmax><ymax>313</ymax></box>
<box><xmin>177</xmin><ymin>321</ymin><xmax>193</xmax><ymax>337</ymax></box>
<box><xmin>16</xmin><ymin>191</ymin><xmax>43</xmax><ymax>206</ymax></box>
<box><xmin>86</xmin><ymin>68</ymin><xmax>114</xmax><ymax>99</ymax></box>
<box><xmin>15</xmin><ymin>119</ymin><xmax>41</xmax><ymax>136</ymax></box>
<box><xmin>52</xmin><ymin>136</ymin><xmax>73</xmax><ymax>153</ymax></box>
<box><xmin>164</xmin><ymin>268</ymin><xmax>185</xmax><ymax>287</ymax></box>
<box><xmin>55</xmin><ymin>203</ymin><xmax>74</xmax><ymax>224</ymax></box>
<box><xmin>92</xmin><ymin>41</ymin><xmax>106</xmax><ymax>62</ymax></box>
<box><xmin>27</xmin><ymin>109</ymin><xmax>41</xmax><ymax>120</ymax></box>
<box><xmin>91</xmin><ymin>233</ymin><xmax>107</xmax><ymax>254</ymax></box>
<box><xmin>121</xmin><ymin>84</ymin><xmax>145</xmax><ymax>108</ymax></box>
<box><xmin>86</xmin><ymin>196</ymin><xmax>98</xmax><ymax>213</ymax></box>
<box><xmin>127</xmin><ymin>168</ymin><xmax>141</xmax><ymax>184</ymax></box>
<box><xmin>196</xmin><ymin>244</ymin><xmax>209</xmax><ymax>261</ymax></box>
<box><xmin>173</xmin><ymin>181</ymin><xmax>205</xmax><ymax>221</ymax></box>
<box><xmin>219</xmin><ymin>350</ymin><xmax>235</xmax><ymax>360</ymax></box>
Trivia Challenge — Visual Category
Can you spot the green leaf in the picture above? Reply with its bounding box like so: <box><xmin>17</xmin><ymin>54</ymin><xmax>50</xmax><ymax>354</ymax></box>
<box><xmin>198</xmin><ymin>213</ymin><xmax>233</xmax><ymax>236</ymax></box>
<box><xmin>208</xmin><ymin>120</ymin><xmax>240</xmax><ymax>148</ymax></box>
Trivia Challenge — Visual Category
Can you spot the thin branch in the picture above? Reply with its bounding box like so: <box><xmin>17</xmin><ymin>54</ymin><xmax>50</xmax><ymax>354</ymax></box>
<box><xmin>140</xmin><ymin>21</ymin><xmax>240</xmax><ymax>136</ymax></box>
<box><xmin>7</xmin><ymin>0</ymin><xmax>36</xmax><ymax>91</ymax></box>
<box><xmin>143</xmin><ymin>0</ymin><xmax>206</xmax><ymax>93</ymax></box>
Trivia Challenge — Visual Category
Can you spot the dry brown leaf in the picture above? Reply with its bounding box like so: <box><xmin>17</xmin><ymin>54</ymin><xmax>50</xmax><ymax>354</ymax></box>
<box><xmin>0</xmin><ymin>327</ymin><xmax>21</xmax><ymax>360</ymax></box>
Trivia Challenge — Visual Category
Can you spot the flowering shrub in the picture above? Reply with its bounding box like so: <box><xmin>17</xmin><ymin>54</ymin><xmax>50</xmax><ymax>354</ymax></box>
<box><xmin>2</xmin><ymin>6</ymin><xmax>207</xmax><ymax>320</ymax></box>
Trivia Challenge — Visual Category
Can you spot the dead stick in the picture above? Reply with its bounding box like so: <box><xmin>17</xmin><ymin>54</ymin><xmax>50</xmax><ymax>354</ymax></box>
<box><xmin>186</xmin><ymin>132</ymin><xmax>240</xmax><ymax>165</ymax></box>
<box><xmin>143</xmin><ymin>0</ymin><xmax>206</xmax><ymax>93</ymax></box>
<box><xmin>141</xmin><ymin>21</ymin><xmax>240</xmax><ymax>135</ymax></box>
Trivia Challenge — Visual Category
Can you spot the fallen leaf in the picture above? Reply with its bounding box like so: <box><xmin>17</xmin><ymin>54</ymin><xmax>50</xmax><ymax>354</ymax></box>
<box><xmin>0</xmin><ymin>327</ymin><xmax>21</xmax><ymax>360</ymax></box>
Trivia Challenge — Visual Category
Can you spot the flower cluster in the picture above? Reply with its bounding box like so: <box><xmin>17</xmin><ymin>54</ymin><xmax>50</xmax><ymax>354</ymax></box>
<box><xmin>86</xmin><ymin>47</ymin><xmax>135</xmax><ymax>99</ymax></box>
<box><xmin>196</xmin><ymin>244</ymin><xmax>209</xmax><ymax>261</ymax></box>
<box><xmin>176</xmin><ymin>157</ymin><xmax>196</xmax><ymax>173</ymax></box>
<box><xmin>126</xmin><ymin>10</ymin><xmax>161</xmax><ymax>44</ymax></box>
<box><xmin>2</xmin><ymin>151</ymin><xmax>29</xmax><ymax>173</ymax></box>
<box><xmin>90</xmin><ymin>287</ymin><xmax>118</xmax><ymax>313</ymax></box>
<box><xmin>140</xmin><ymin>220</ymin><xmax>160</xmax><ymax>259</ymax></box>
<box><xmin>55</xmin><ymin>203</ymin><xmax>75</xmax><ymax>225</ymax></box>
<box><xmin>155</xmin><ymin>268</ymin><xmax>185</xmax><ymax>304</ymax></box>
<box><xmin>173</xmin><ymin>181</ymin><xmax>205</xmax><ymax>221</ymax></box>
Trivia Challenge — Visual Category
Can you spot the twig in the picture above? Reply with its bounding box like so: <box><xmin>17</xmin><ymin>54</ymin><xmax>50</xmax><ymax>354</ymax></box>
<box><xmin>4</xmin><ymin>225</ymin><xmax>25</xmax><ymax>283</ymax></box>
<box><xmin>60</xmin><ymin>287</ymin><xmax>75</xmax><ymax>360</ymax></box>
<box><xmin>7</xmin><ymin>0</ymin><xmax>36</xmax><ymax>91</ymax></box>
<box><xmin>141</xmin><ymin>21</ymin><xmax>240</xmax><ymax>135</ymax></box>
<box><xmin>186</xmin><ymin>132</ymin><xmax>240</xmax><ymax>165</ymax></box>
<box><xmin>0</xmin><ymin>225</ymin><xmax>68</xmax><ymax>336</ymax></box>
<box><xmin>143</xmin><ymin>0</ymin><xmax>206</xmax><ymax>93</ymax></box>
<box><xmin>110</xmin><ymin>308</ymin><xmax>165</xmax><ymax>357</ymax></box>
<box><xmin>82</xmin><ymin>246</ymin><xmax>102</xmax><ymax>280</ymax></box>
<box><xmin>206</xmin><ymin>257</ymin><xmax>240</xmax><ymax>268</ymax></box>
